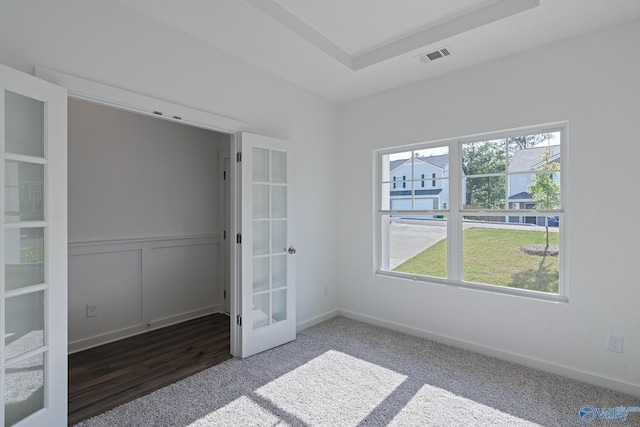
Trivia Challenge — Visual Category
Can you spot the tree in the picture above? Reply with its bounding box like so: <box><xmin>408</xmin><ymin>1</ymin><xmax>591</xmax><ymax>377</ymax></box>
<box><xmin>461</xmin><ymin>133</ymin><xmax>557</xmax><ymax>212</ymax></box>
<box><xmin>528</xmin><ymin>147</ymin><xmax>560</xmax><ymax>248</ymax></box>
<box><xmin>461</xmin><ymin>141</ymin><xmax>505</xmax><ymax>209</ymax></box>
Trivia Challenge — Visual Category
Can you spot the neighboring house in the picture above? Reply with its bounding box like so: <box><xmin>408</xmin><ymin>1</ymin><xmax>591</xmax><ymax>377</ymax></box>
<box><xmin>387</xmin><ymin>147</ymin><xmax>560</xmax><ymax>224</ymax></box>
<box><xmin>507</xmin><ymin>146</ymin><xmax>561</xmax><ymax>225</ymax></box>
<box><xmin>389</xmin><ymin>154</ymin><xmax>449</xmax><ymax>216</ymax></box>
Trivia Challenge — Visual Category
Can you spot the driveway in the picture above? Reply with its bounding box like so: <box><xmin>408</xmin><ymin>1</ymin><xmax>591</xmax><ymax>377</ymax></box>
<box><xmin>389</xmin><ymin>219</ymin><xmax>447</xmax><ymax>269</ymax></box>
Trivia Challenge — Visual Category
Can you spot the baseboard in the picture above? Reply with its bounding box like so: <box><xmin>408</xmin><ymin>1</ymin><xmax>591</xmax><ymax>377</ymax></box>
<box><xmin>69</xmin><ymin>306</ymin><xmax>221</xmax><ymax>353</ymax></box>
<box><xmin>337</xmin><ymin>309</ymin><xmax>640</xmax><ymax>398</ymax></box>
<box><xmin>296</xmin><ymin>309</ymin><xmax>340</xmax><ymax>333</ymax></box>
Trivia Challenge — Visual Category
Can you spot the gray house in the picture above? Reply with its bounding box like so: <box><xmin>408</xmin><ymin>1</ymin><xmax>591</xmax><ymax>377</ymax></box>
<box><xmin>389</xmin><ymin>154</ymin><xmax>450</xmax><ymax>214</ymax></box>
<box><xmin>388</xmin><ymin>147</ymin><xmax>560</xmax><ymax>224</ymax></box>
<box><xmin>507</xmin><ymin>145</ymin><xmax>561</xmax><ymax>225</ymax></box>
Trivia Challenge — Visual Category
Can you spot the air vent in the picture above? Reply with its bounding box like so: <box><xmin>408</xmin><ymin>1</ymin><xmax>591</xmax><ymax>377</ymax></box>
<box><xmin>416</xmin><ymin>47</ymin><xmax>452</xmax><ymax>64</ymax></box>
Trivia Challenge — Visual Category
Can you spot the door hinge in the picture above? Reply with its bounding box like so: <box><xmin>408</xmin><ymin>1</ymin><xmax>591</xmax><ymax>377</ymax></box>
<box><xmin>223</xmin><ymin>170</ymin><xmax>226</xmax><ymax>180</ymax></box>
<box><xmin>224</xmin><ymin>290</ymin><xmax>227</xmax><ymax>299</ymax></box>
<box><xmin>237</xmin><ymin>234</ymin><xmax>242</xmax><ymax>244</ymax></box>
<box><xmin>224</xmin><ymin>230</ymin><xmax>226</xmax><ymax>240</ymax></box>
<box><xmin>236</xmin><ymin>152</ymin><xmax>242</xmax><ymax>163</ymax></box>
<box><xmin>236</xmin><ymin>315</ymin><xmax>242</xmax><ymax>326</ymax></box>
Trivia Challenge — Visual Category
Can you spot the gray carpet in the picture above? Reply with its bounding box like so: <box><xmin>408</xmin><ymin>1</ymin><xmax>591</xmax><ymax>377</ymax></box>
<box><xmin>74</xmin><ymin>316</ymin><xmax>639</xmax><ymax>427</ymax></box>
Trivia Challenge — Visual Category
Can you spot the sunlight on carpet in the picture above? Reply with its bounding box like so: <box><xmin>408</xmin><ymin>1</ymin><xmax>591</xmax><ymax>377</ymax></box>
<box><xmin>256</xmin><ymin>350</ymin><xmax>407</xmax><ymax>426</ymax></box>
<box><xmin>186</xmin><ymin>396</ymin><xmax>282</xmax><ymax>427</ymax></box>
<box><xmin>388</xmin><ymin>384</ymin><xmax>542</xmax><ymax>426</ymax></box>
<box><xmin>186</xmin><ymin>350</ymin><xmax>407</xmax><ymax>427</ymax></box>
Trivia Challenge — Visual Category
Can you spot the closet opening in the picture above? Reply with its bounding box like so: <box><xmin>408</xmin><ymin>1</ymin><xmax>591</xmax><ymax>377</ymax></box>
<box><xmin>66</xmin><ymin>98</ymin><xmax>234</xmax><ymax>424</ymax></box>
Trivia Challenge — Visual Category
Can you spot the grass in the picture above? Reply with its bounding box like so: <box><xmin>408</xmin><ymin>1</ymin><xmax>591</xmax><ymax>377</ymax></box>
<box><xmin>393</xmin><ymin>227</ymin><xmax>559</xmax><ymax>293</ymax></box>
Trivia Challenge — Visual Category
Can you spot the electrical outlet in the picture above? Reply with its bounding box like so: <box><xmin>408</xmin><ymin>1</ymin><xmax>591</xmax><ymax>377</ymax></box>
<box><xmin>607</xmin><ymin>334</ymin><xmax>623</xmax><ymax>353</ymax></box>
<box><xmin>87</xmin><ymin>304</ymin><xmax>98</xmax><ymax>318</ymax></box>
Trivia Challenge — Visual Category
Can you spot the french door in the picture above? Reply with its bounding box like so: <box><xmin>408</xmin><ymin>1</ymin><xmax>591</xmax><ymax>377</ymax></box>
<box><xmin>0</xmin><ymin>64</ymin><xmax>67</xmax><ymax>427</ymax></box>
<box><xmin>240</xmin><ymin>133</ymin><xmax>295</xmax><ymax>358</ymax></box>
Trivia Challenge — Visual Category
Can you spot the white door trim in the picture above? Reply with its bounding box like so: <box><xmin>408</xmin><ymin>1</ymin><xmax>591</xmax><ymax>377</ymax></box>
<box><xmin>35</xmin><ymin>67</ymin><xmax>245</xmax><ymax>133</ymax></box>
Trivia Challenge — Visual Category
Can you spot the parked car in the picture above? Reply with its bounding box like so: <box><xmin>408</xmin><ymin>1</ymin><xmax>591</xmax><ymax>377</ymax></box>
<box><xmin>548</xmin><ymin>216</ymin><xmax>559</xmax><ymax>227</ymax></box>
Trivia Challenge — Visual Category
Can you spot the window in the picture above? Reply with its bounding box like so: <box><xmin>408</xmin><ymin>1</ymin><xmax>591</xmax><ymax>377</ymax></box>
<box><xmin>377</xmin><ymin>125</ymin><xmax>565</xmax><ymax>299</ymax></box>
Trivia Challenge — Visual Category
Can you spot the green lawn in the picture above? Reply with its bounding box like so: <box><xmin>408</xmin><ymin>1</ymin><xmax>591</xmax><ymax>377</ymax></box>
<box><xmin>393</xmin><ymin>227</ymin><xmax>559</xmax><ymax>293</ymax></box>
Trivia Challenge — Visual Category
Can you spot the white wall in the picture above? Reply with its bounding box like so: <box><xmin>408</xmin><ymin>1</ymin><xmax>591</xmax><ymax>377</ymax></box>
<box><xmin>338</xmin><ymin>18</ymin><xmax>640</xmax><ymax>396</ymax></box>
<box><xmin>0</xmin><ymin>0</ymin><xmax>340</xmax><ymax>328</ymax></box>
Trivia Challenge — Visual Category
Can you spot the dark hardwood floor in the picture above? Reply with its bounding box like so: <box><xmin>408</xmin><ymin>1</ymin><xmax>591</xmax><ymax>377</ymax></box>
<box><xmin>68</xmin><ymin>313</ymin><xmax>231</xmax><ymax>426</ymax></box>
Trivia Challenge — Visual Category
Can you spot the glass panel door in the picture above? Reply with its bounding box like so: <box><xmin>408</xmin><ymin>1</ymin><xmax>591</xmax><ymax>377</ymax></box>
<box><xmin>1</xmin><ymin>64</ymin><xmax>67</xmax><ymax>427</ymax></box>
<box><xmin>240</xmin><ymin>133</ymin><xmax>295</xmax><ymax>358</ymax></box>
<box><xmin>251</xmin><ymin>147</ymin><xmax>288</xmax><ymax>330</ymax></box>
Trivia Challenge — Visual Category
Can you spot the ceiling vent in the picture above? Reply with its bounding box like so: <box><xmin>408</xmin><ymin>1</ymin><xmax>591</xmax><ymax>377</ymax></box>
<box><xmin>416</xmin><ymin>47</ymin><xmax>452</xmax><ymax>64</ymax></box>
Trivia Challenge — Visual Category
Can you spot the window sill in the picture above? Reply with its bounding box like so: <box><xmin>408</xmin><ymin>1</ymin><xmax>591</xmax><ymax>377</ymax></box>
<box><xmin>375</xmin><ymin>270</ymin><xmax>569</xmax><ymax>303</ymax></box>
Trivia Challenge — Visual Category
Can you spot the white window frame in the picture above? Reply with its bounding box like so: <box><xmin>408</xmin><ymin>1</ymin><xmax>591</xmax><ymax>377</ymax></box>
<box><xmin>375</xmin><ymin>123</ymin><xmax>568</xmax><ymax>302</ymax></box>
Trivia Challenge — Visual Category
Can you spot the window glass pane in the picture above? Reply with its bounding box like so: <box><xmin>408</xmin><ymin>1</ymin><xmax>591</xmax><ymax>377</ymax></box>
<box><xmin>462</xmin><ymin>216</ymin><xmax>559</xmax><ymax>293</ymax></box>
<box><xmin>252</xmin><ymin>147</ymin><xmax>269</xmax><ymax>182</ymax></box>
<box><xmin>390</xmin><ymin>180</ymin><xmax>413</xmax><ymax>210</ymax></box>
<box><xmin>271</xmin><ymin>185</ymin><xmax>286</xmax><ymax>218</ymax></box>
<box><xmin>462</xmin><ymin>140</ymin><xmax>506</xmax><ymax>176</ymax></box>
<box><xmin>507</xmin><ymin>132</ymin><xmax>560</xmax><ymax>168</ymax></box>
<box><xmin>380</xmin><ymin>214</ymin><xmax>447</xmax><ymax>278</ymax></box>
<box><xmin>463</xmin><ymin>176</ymin><xmax>506</xmax><ymax>209</ymax></box>
<box><xmin>411</xmin><ymin>146</ymin><xmax>449</xmax><ymax>180</ymax></box>
<box><xmin>5</xmin><ymin>352</ymin><xmax>45</xmax><ymax>426</ymax></box>
<box><xmin>271</xmin><ymin>150</ymin><xmax>286</xmax><ymax>184</ymax></box>
<box><xmin>4</xmin><ymin>90</ymin><xmax>45</xmax><ymax>158</ymax></box>
<box><xmin>415</xmin><ymin>179</ymin><xmax>448</xmax><ymax>210</ymax></box>
<box><xmin>5</xmin><ymin>291</ymin><xmax>45</xmax><ymax>360</ymax></box>
<box><xmin>272</xmin><ymin>290</ymin><xmax>286</xmax><ymax>323</ymax></box>
<box><xmin>252</xmin><ymin>257</ymin><xmax>269</xmax><ymax>292</ymax></box>
<box><xmin>526</xmin><ymin>172</ymin><xmax>561</xmax><ymax>209</ymax></box>
<box><xmin>253</xmin><ymin>293</ymin><xmax>269</xmax><ymax>329</ymax></box>
<box><xmin>271</xmin><ymin>220</ymin><xmax>286</xmax><ymax>253</ymax></box>
<box><xmin>272</xmin><ymin>255</ymin><xmax>286</xmax><ymax>289</ymax></box>
<box><xmin>252</xmin><ymin>184</ymin><xmax>269</xmax><ymax>219</ymax></box>
<box><xmin>253</xmin><ymin>221</ymin><xmax>269</xmax><ymax>256</ymax></box>
<box><xmin>387</xmin><ymin>151</ymin><xmax>412</xmax><ymax>183</ymax></box>
<box><xmin>5</xmin><ymin>160</ymin><xmax>44</xmax><ymax>222</ymax></box>
<box><xmin>5</xmin><ymin>228</ymin><xmax>44</xmax><ymax>291</ymax></box>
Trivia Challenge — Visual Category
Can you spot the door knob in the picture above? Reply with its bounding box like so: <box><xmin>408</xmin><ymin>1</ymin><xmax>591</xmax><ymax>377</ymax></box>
<box><xmin>288</xmin><ymin>247</ymin><xmax>297</xmax><ymax>254</ymax></box>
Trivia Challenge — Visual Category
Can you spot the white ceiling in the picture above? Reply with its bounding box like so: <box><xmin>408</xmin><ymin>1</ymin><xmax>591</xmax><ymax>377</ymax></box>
<box><xmin>115</xmin><ymin>0</ymin><xmax>640</xmax><ymax>103</ymax></box>
<box><xmin>272</xmin><ymin>0</ymin><xmax>500</xmax><ymax>56</ymax></box>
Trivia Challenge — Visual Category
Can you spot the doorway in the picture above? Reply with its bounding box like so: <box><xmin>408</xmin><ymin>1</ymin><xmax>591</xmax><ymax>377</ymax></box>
<box><xmin>67</xmin><ymin>98</ymin><xmax>233</xmax><ymax>352</ymax></box>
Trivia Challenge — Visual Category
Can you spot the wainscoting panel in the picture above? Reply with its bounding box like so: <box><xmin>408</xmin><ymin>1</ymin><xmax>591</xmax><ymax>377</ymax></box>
<box><xmin>68</xmin><ymin>235</ymin><xmax>222</xmax><ymax>353</ymax></box>
<box><xmin>150</xmin><ymin>242</ymin><xmax>219</xmax><ymax>323</ymax></box>
<box><xmin>68</xmin><ymin>249</ymin><xmax>143</xmax><ymax>345</ymax></box>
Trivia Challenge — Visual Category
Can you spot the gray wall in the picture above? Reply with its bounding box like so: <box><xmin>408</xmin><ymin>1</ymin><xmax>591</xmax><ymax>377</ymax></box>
<box><xmin>68</xmin><ymin>98</ymin><xmax>227</xmax><ymax>242</ymax></box>
<box><xmin>67</xmin><ymin>99</ymin><xmax>229</xmax><ymax>350</ymax></box>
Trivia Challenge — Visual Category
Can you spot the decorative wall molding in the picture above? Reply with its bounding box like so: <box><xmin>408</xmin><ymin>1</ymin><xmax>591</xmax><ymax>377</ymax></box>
<box><xmin>68</xmin><ymin>234</ymin><xmax>223</xmax><ymax>353</ymax></box>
